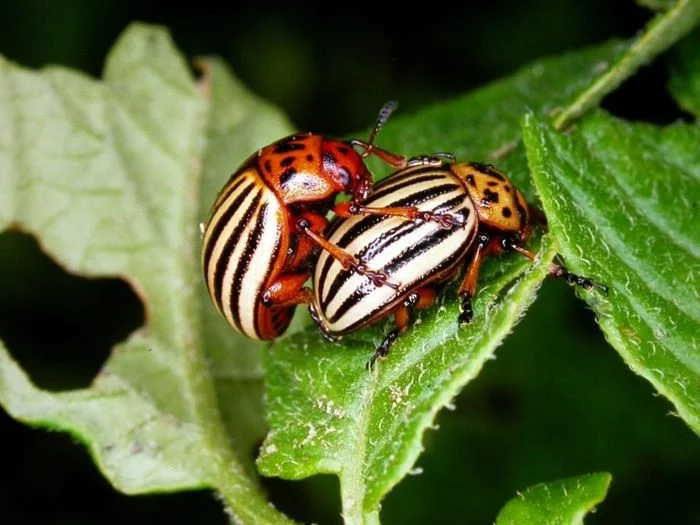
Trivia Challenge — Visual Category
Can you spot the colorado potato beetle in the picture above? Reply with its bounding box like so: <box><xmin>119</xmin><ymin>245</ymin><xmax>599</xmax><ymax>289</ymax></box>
<box><xmin>200</xmin><ymin>102</ymin><xmax>454</xmax><ymax>341</ymax></box>
<box><xmin>310</xmin><ymin>161</ymin><xmax>606</xmax><ymax>367</ymax></box>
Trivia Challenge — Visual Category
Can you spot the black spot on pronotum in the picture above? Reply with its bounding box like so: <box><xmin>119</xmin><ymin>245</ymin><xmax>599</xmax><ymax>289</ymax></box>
<box><xmin>274</xmin><ymin>141</ymin><xmax>306</xmax><ymax>153</ymax></box>
<box><xmin>502</xmin><ymin>207</ymin><xmax>512</xmax><ymax>218</ymax></box>
<box><xmin>466</xmin><ymin>175</ymin><xmax>476</xmax><ymax>186</ymax></box>
<box><xmin>486</xmin><ymin>181</ymin><xmax>499</xmax><ymax>187</ymax></box>
<box><xmin>471</xmin><ymin>162</ymin><xmax>506</xmax><ymax>180</ymax></box>
<box><xmin>306</xmin><ymin>154</ymin><xmax>314</xmax><ymax>162</ymax></box>
<box><xmin>469</xmin><ymin>162</ymin><xmax>492</xmax><ymax>172</ymax></box>
<box><xmin>504</xmin><ymin>185</ymin><xmax>511</xmax><ymax>193</ymax></box>
<box><xmin>264</xmin><ymin>160</ymin><xmax>272</xmax><ymax>173</ymax></box>
<box><xmin>280</xmin><ymin>156</ymin><xmax>295</xmax><ymax>167</ymax></box>
<box><xmin>483</xmin><ymin>188</ymin><xmax>499</xmax><ymax>203</ymax></box>
<box><xmin>517</xmin><ymin>204</ymin><xmax>527</xmax><ymax>226</ymax></box>
<box><xmin>338</xmin><ymin>145</ymin><xmax>350</xmax><ymax>155</ymax></box>
<box><xmin>484</xmin><ymin>167</ymin><xmax>505</xmax><ymax>181</ymax></box>
<box><xmin>280</xmin><ymin>167</ymin><xmax>297</xmax><ymax>184</ymax></box>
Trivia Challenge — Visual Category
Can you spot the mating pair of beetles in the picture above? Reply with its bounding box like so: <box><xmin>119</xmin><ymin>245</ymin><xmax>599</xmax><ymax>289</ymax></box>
<box><xmin>201</xmin><ymin>102</ymin><xmax>605</xmax><ymax>368</ymax></box>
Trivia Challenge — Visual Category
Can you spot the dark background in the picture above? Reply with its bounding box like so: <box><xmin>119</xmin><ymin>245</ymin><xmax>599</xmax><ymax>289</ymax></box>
<box><xmin>1</xmin><ymin>1</ymin><xmax>698</xmax><ymax>524</ymax></box>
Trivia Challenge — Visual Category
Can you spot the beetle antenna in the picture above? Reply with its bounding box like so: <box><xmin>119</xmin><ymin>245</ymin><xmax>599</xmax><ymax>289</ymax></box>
<box><xmin>367</xmin><ymin>100</ymin><xmax>398</xmax><ymax>147</ymax></box>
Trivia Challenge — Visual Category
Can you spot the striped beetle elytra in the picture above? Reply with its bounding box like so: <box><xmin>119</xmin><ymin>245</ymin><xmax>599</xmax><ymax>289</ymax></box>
<box><xmin>200</xmin><ymin>102</ymin><xmax>406</xmax><ymax>340</ymax></box>
<box><xmin>200</xmin><ymin>102</ymin><xmax>458</xmax><ymax>341</ymax></box>
<box><xmin>310</xmin><ymin>161</ymin><xmax>607</xmax><ymax>368</ymax></box>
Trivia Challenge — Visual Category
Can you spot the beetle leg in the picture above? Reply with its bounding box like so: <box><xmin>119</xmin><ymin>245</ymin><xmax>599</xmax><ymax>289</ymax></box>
<box><xmin>261</xmin><ymin>273</ymin><xmax>313</xmax><ymax>308</ymax></box>
<box><xmin>334</xmin><ymin>202</ymin><xmax>465</xmax><ymax>229</ymax></box>
<box><xmin>350</xmin><ymin>146</ymin><xmax>456</xmax><ymax>170</ymax></box>
<box><xmin>308</xmin><ymin>301</ymin><xmax>341</xmax><ymax>343</ymax></box>
<box><xmin>405</xmin><ymin>152</ymin><xmax>456</xmax><ymax>167</ymax></box>
<box><xmin>503</xmin><ymin>240</ymin><xmax>608</xmax><ymax>292</ymax></box>
<box><xmin>366</xmin><ymin>288</ymin><xmax>437</xmax><ymax>370</ymax></box>
<box><xmin>457</xmin><ymin>234</ymin><xmax>492</xmax><ymax>325</ymax></box>
<box><xmin>350</xmin><ymin>139</ymin><xmax>408</xmax><ymax>168</ymax></box>
<box><xmin>367</xmin><ymin>328</ymin><xmax>399</xmax><ymax>370</ymax></box>
<box><xmin>299</xmin><ymin>220</ymin><xmax>400</xmax><ymax>290</ymax></box>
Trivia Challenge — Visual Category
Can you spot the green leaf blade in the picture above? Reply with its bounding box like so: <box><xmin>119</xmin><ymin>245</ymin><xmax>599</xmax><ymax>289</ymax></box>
<box><xmin>495</xmin><ymin>472</ymin><xmax>612</xmax><ymax>525</ymax></box>
<box><xmin>523</xmin><ymin>111</ymin><xmax>700</xmax><ymax>435</ymax></box>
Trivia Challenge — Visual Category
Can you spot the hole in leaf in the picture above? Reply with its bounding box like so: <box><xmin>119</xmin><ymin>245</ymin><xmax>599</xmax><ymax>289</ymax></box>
<box><xmin>0</xmin><ymin>406</ymin><xmax>227</xmax><ymax>524</ymax></box>
<box><xmin>0</xmin><ymin>230</ymin><xmax>145</xmax><ymax>391</ymax></box>
<box><xmin>260</xmin><ymin>474</ymin><xmax>342</xmax><ymax>525</ymax></box>
<box><xmin>601</xmin><ymin>59</ymin><xmax>694</xmax><ymax>125</ymax></box>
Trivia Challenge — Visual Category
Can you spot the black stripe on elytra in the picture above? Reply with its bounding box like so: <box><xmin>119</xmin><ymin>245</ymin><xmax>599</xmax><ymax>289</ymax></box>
<box><xmin>430</xmin><ymin>194</ymin><xmax>469</xmax><ymax>216</ymax></box>
<box><xmin>209</xmin><ymin>174</ymin><xmax>247</xmax><ymax>217</ymax></box>
<box><xmin>229</xmin><ymin>201</ymin><xmax>270</xmax><ymax>337</ymax></box>
<box><xmin>367</xmin><ymin>182</ymin><xmax>461</xmax><ymax>212</ymax></box>
<box><xmin>204</xmin><ymin>180</ymin><xmax>254</xmax><ymax>277</ymax></box>
<box><xmin>320</xmin><ymin>218</ymin><xmax>423</xmax><ymax>309</ymax></box>
<box><xmin>320</xmin><ymin>182</ymin><xmax>456</xmax><ymax>303</ymax></box>
<box><xmin>367</xmin><ymin>171</ymin><xmax>449</xmax><ymax>201</ymax></box>
<box><xmin>339</xmin><ymin>226</ymin><xmax>471</xmax><ymax>333</ymax></box>
<box><xmin>358</xmin><ymin>218</ymin><xmax>422</xmax><ymax>262</ymax></box>
<box><xmin>211</xmin><ymin>188</ymin><xmax>262</xmax><ymax>313</ymax></box>
<box><xmin>338</xmin><ymin>235</ymin><xmax>470</xmax><ymax>333</ymax></box>
<box><xmin>320</xmin><ymin>189</ymin><xmax>465</xmax><ymax>308</ymax></box>
<box><xmin>315</xmin><ymin>207</ymin><xmax>371</xmax><ymax>304</ymax></box>
<box><xmin>328</xmin><ymin>223</ymin><xmax>461</xmax><ymax>324</ymax></box>
<box><xmin>383</xmin><ymin>223</ymin><xmax>460</xmax><ymax>277</ymax></box>
<box><xmin>356</xmin><ymin>191</ymin><xmax>468</xmax><ymax>263</ymax></box>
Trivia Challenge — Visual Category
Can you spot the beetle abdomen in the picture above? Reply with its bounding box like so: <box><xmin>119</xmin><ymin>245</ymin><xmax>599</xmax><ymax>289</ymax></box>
<box><xmin>313</xmin><ymin>166</ymin><xmax>477</xmax><ymax>334</ymax></box>
<box><xmin>201</xmin><ymin>168</ymin><xmax>287</xmax><ymax>339</ymax></box>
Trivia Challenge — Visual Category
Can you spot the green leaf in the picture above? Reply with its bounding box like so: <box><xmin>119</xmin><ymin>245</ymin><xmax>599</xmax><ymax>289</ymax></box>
<box><xmin>522</xmin><ymin>111</ymin><xmax>700</xmax><ymax>435</ymax></box>
<box><xmin>637</xmin><ymin>0</ymin><xmax>677</xmax><ymax>12</ymax></box>
<box><xmin>553</xmin><ymin>0</ymin><xmax>700</xmax><ymax>130</ymax></box>
<box><xmin>669</xmin><ymin>28</ymin><xmax>700</xmax><ymax>116</ymax></box>
<box><xmin>0</xmin><ymin>23</ymin><xmax>294</xmax><ymax>524</ymax></box>
<box><xmin>495</xmin><ymin>472</ymin><xmax>612</xmax><ymax>525</ymax></box>
<box><xmin>258</xmin><ymin>42</ymin><xmax>624</xmax><ymax>523</ymax></box>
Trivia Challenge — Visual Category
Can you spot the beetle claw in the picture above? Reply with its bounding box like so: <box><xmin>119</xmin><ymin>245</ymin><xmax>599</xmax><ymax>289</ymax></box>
<box><xmin>406</xmin><ymin>152</ymin><xmax>456</xmax><ymax>168</ymax></box>
<box><xmin>366</xmin><ymin>329</ymin><xmax>398</xmax><ymax>370</ymax></box>
<box><xmin>353</xmin><ymin>263</ymin><xmax>400</xmax><ymax>290</ymax></box>
<box><xmin>458</xmin><ymin>296</ymin><xmax>474</xmax><ymax>325</ymax></box>
<box><xmin>421</xmin><ymin>211</ymin><xmax>465</xmax><ymax>229</ymax></box>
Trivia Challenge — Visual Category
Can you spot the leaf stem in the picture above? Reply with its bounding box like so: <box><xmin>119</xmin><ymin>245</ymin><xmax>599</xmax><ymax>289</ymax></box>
<box><xmin>183</xmin><ymin>85</ymin><xmax>293</xmax><ymax>524</ymax></box>
<box><xmin>340</xmin><ymin>374</ymin><xmax>380</xmax><ymax>525</ymax></box>
<box><xmin>553</xmin><ymin>0</ymin><xmax>700</xmax><ymax>130</ymax></box>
